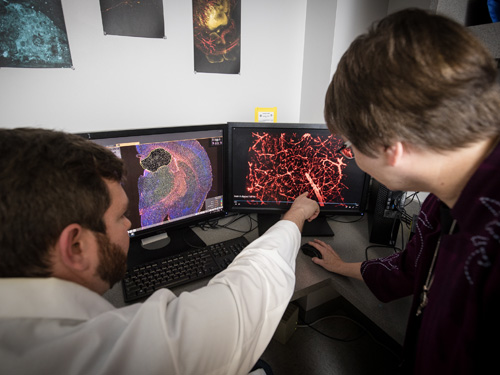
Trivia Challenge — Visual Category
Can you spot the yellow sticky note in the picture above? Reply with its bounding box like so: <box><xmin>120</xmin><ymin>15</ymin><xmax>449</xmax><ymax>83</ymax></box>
<box><xmin>255</xmin><ymin>107</ymin><xmax>277</xmax><ymax>122</ymax></box>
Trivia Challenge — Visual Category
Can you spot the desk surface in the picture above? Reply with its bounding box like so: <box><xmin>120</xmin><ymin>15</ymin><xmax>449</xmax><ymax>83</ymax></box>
<box><xmin>103</xmin><ymin>213</ymin><xmax>412</xmax><ymax>345</ymax></box>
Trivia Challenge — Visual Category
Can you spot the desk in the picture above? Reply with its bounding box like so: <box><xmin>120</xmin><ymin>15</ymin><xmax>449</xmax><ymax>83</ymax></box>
<box><xmin>103</xmin><ymin>213</ymin><xmax>412</xmax><ymax>345</ymax></box>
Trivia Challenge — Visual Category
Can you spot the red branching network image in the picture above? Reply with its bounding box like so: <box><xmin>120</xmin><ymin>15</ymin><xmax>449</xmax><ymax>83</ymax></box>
<box><xmin>246</xmin><ymin>132</ymin><xmax>348</xmax><ymax>206</ymax></box>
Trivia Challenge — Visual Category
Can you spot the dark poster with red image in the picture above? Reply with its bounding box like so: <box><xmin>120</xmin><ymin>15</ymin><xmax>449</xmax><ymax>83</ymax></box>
<box><xmin>192</xmin><ymin>0</ymin><xmax>241</xmax><ymax>74</ymax></box>
<box><xmin>100</xmin><ymin>0</ymin><xmax>165</xmax><ymax>38</ymax></box>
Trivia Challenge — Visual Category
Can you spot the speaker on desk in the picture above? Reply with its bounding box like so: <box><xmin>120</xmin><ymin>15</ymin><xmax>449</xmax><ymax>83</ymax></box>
<box><xmin>367</xmin><ymin>179</ymin><xmax>406</xmax><ymax>246</ymax></box>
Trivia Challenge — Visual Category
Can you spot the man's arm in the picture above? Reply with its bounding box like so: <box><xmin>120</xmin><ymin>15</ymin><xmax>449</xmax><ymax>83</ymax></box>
<box><xmin>283</xmin><ymin>194</ymin><xmax>363</xmax><ymax>280</ymax></box>
<box><xmin>155</xmin><ymin>193</ymin><xmax>321</xmax><ymax>375</ymax></box>
<box><xmin>282</xmin><ymin>192</ymin><xmax>320</xmax><ymax>232</ymax></box>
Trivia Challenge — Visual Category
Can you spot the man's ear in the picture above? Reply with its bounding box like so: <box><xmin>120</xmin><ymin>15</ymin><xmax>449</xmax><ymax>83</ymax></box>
<box><xmin>55</xmin><ymin>224</ymin><xmax>92</xmax><ymax>272</ymax></box>
<box><xmin>384</xmin><ymin>141</ymin><xmax>405</xmax><ymax>167</ymax></box>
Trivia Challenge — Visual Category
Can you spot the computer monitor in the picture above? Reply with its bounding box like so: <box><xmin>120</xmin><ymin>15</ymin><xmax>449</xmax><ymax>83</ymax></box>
<box><xmin>227</xmin><ymin>122</ymin><xmax>370</xmax><ymax>236</ymax></box>
<box><xmin>79</xmin><ymin>124</ymin><xmax>226</xmax><ymax>263</ymax></box>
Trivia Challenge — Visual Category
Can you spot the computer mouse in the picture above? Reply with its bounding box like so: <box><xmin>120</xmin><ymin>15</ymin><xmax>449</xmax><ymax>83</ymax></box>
<box><xmin>301</xmin><ymin>243</ymin><xmax>322</xmax><ymax>259</ymax></box>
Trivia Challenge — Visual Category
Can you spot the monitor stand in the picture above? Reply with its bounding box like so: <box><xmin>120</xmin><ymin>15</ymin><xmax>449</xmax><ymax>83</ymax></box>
<box><xmin>257</xmin><ymin>213</ymin><xmax>334</xmax><ymax>237</ymax></box>
<box><xmin>127</xmin><ymin>227</ymin><xmax>207</xmax><ymax>268</ymax></box>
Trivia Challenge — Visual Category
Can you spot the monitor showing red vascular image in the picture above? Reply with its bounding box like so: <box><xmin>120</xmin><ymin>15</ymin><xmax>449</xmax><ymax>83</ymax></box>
<box><xmin>227</xmin><ymin>122</ymin><xmax>370</xmax><ymax>217</ymax></box>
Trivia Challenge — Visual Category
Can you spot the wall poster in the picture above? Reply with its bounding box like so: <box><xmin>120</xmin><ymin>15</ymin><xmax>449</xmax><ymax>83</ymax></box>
<box><xmin>0</xmin><ymin>0</ymin><xmax>72</xmax><ymax>68</ymax></box>
<box><xmin>100</xmin><ymin>0</ymin><xmax>165</xmax><ymax>38</ymax></box>
<box><xmin>192</xmin><ymin>0</ymin><xmax>241</xmax><ymax>74</ymax></box>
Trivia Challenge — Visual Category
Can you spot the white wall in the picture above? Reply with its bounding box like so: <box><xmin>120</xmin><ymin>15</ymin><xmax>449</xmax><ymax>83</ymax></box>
<box><xmin>299</xmin><ymin>0</ymin><xmax>391</xmax><ymax>123</ymax></box>
<box><xmin>299</xmin><ymin>0</ymin><xmax>337</xmax><ymax>123</ymax></box>
<box><xmin>0</xmin><ymin>0</ymin><xmax>307</xmax><ymax>133</ymax></box>
<box><xmin>0</xmin><ymin>0</ymin><xmax>434</xmax><ymax>133</ymax></box>
<box><xmin>388</xmin><ymin>0</ymin><xmax>431</xmax><ymax>14</ymax></box>
<box><xmin>330</xmin><ymin>0</ymin><xmax>389</xmax><ymax>78</ymax></box>
<box><xmin>328</xmin><ymin>0</ymin><xmax>432</xmax><ymax>78</ymax></box>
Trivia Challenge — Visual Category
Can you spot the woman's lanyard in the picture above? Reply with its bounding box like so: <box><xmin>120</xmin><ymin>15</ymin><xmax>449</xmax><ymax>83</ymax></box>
<box><xmin>416</xmin><ymin>207</ymin><xmax>457</xmax><ymax>317</ymax></box>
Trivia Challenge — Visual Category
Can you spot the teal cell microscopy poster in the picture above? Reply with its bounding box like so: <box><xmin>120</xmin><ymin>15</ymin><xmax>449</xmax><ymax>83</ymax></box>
<box><xmin>0</xmin><ymin>0</ymin><xmax>73</xmax><ymax>68</ymax></box>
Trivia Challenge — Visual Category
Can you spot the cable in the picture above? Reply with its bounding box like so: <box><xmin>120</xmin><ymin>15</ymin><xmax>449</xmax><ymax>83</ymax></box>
<box><xmin>297</xmin><ymin>315</ymin><xmax>365</xmax><ymax>342</ymax></box>
<box><xmin>194</xmin><ymin>213</ymin><xmax>259</xmax><ymax>236</ymax></box>
<box><xmin>405</xmin><ymin>191</ymin><xmax>422</xmax><ymax>209</ymax></box>
<box><xmin>400</xmin><ymin>220</ymin><xmax>405</xmax><ymax>252</ymax></box>
<box><xmin>364</xmin><ymin>244</ymin><xmax>402</xmax><ymax>261</ymax></box>
<box><xmin>196</xmin><ymin>212</ymin><xmax>240</xmax><ymax>231</ymax></box>
<box><xmin>404</xmin><ymin>192</ymin><xmax>417</xmax><ymax>206</ymax></box>
<box><xmin>297</xmin><ymin>314</ymin><xmax>402</xmax><ymax>361</ymax></box>
<box><xmin>327</xmin><ymin>215</ymin><xmax>365</xmax><ymax>224</ymax></box>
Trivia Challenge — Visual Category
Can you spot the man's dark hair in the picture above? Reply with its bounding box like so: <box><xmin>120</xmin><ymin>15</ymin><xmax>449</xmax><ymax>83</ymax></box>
<box><xmin>0</xmin><ymin>128</ymin><xmax>125</xmax><ymax>277</ymax></box>
<box><xmin>325</xmin><ymin>8</ymin><xmax>500</xmax><ymax>156</ymax></box>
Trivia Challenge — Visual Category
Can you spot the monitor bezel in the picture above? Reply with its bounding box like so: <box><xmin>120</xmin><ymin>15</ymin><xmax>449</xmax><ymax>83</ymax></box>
<box><xmin>78</xmin><ymin>124</ymin><xmax>228</xmax><ymax>241</ymax></box>
<box><xmin>226</xmin><ymin>121</ymin><xmax>371</xmax><ymax>217</ymax></box>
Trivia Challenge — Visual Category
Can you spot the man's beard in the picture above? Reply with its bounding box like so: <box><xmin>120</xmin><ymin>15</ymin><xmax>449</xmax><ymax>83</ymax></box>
<box><xmin>95</xmin><ymin>232</ymin><xmax>127</xmax><ymax>288</ymax></box>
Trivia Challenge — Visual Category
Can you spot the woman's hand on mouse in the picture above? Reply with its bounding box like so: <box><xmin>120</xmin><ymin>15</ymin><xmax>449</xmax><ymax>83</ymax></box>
<box><xmin>306</xmin><ymin>239</ymin><xmax>343</xmax><ymax>272</ymax></box>
<box><xmin>307</xmin><ymin>239</ymin><xmax>363</xmax><ymax>280</ymax></box>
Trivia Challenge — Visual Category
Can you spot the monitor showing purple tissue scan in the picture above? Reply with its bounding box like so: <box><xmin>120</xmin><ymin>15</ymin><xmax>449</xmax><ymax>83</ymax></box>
<box><xmin>79</xmin><ymin>125</ymin><xmax>225</xmax><ymax>242</ymax></box>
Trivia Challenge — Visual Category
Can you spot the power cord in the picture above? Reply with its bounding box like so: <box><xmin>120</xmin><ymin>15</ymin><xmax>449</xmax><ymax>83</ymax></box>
<box><xmin>297</xmin><ymin>314</ymin><xmax>402</xmax><ymax>361</ymax></box>
<box><xmin>297</xmin><ymin>314</ymin><xmax>365</xmax><ymax>342</ymax></box>
<box><xmin>327</xmin><ymin>215</ymin><xmax>365</xmax><ymax>224</ymax></box>
<box><xmin>363</xmin><ymin>191</ymin><xmax>423</xmax><ymax>259</ymax></box>
<box><xmin>364</xmin><ymin>244</ymin><xmax>403</xmax><ymax>261</ymax></box>
<box><xmin>194</xmin><ymin>212</ymin><xmax>259</xmax><ymax>236</ymax></box>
